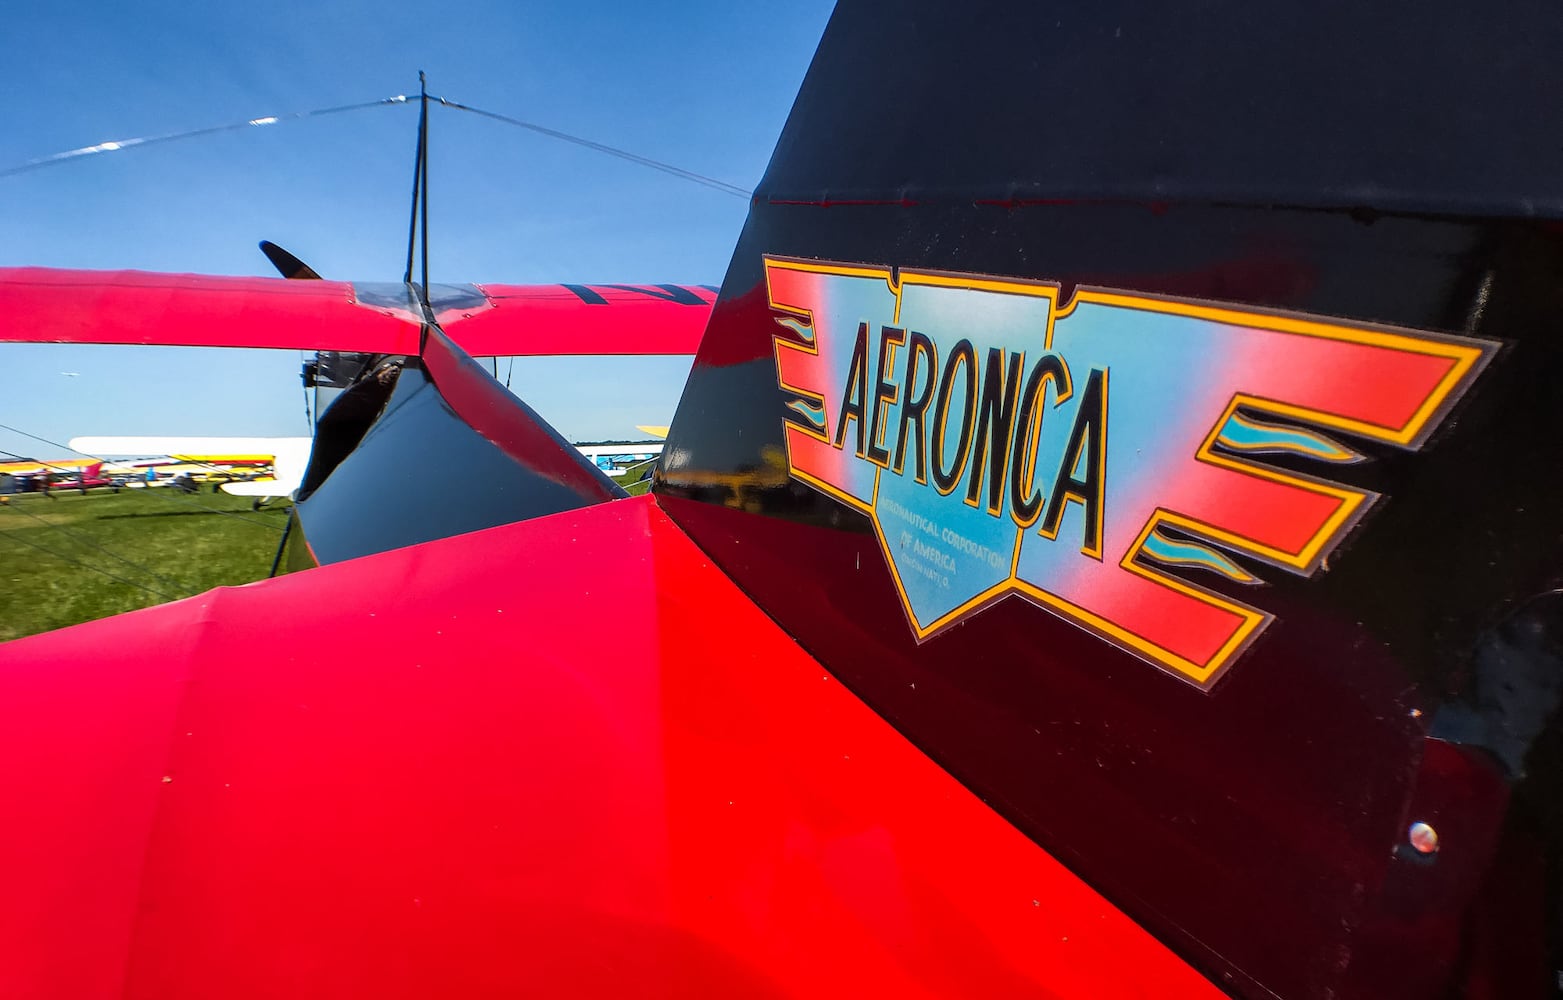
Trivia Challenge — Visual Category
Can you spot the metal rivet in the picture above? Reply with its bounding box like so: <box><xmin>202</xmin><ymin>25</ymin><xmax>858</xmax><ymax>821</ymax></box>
<box><xmin>1408</xmin><ymin>821</ymin><xmax>1439</xmax><ymax>855</ymax></box>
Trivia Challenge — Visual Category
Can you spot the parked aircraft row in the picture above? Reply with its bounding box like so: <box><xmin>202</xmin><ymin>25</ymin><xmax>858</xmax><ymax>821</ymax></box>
<box><xmin>49</xmin><ymin>432</ymin><xmax>666</xmax><ymax>502</ymax></box>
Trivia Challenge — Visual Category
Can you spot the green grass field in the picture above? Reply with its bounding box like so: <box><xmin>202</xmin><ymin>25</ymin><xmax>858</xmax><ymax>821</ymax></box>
<box><xmin>0</xmin><ymin>488</ymin><xmax>290</xmax><ymax>642</ymax></box>
<box><xmin>2</xmin><ymin>462</ymin><xmax>652</xmax><ymax>643</ymax></box>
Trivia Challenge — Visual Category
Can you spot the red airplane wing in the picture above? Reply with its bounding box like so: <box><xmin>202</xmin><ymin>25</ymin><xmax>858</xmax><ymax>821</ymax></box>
<box><xmin>0</xmin><ymin>268</ymin><xmax>711</xmax><ymax>356</ymax></box>
<box><xmin>445</xmin><ymin>282</ymin><xmax>715</xmax><ymax>356</ymax></box>
<box><xmin>0</xmin><ymin>268</ymin><xmax>420</xmax><ymax>352</ymax></box>
<box><xmin>0</xmin><ymin>495</ymin><xmax>1214</xmax><ymax>999</ymax></box>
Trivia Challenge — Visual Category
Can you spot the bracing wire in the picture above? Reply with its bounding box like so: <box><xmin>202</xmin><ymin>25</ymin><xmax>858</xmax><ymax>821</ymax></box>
<box><xmin>153</xmin><ymin>492</ymin><xmax>285</xmax><ymax>531</ymax></box>
<box><xmin>0</xmin><ymin>97</ymin><xmax>411</xmax><ymax>179</ymax></box>
<box><xmin>0</xmin><ymin>523</ymin><xmax>176</xmax><ymax>602</ymax></box>
<box><xmin>0</xmin><ymin>421</ymin><xmax>260</xmax><ymax>488</ymax></box>
<box><xmin>1</xmin><ymin>76</ymin><xmax>740</xmax><ymax>587</ymax></box>
<box><xmin>1</xmin><ymin>448</ymin><xmax>98</xmax><ymax>476</ymax></box>
<box><xmin>3</xmin><ymin>87</ymin><xmax>751</xmax><ymax>202</ymax></box>
<box><xmin>432</xmin><ymin>95</ymin><xmax>752</xmax><ymax>199</ymax></box>
<box><xmin>0</xmin><ymin>421</ymin><xmax>285</xmax><ymax>533</ymax></box>
<box><xmin>3</xmin><ymin>420</ymin><xmax>242</xmax><ymax>485</ymax></box>
<box><xmin>2</xmin><ymin>500</ymin><xmax>196</xmax><ymax>596</ymax></box>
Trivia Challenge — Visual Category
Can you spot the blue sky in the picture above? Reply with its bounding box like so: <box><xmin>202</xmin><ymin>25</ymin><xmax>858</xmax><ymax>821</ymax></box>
<box><xmin>1</xmin><ymin>2</ymin><xmax>835</xmax><ymax>457</ymax></box>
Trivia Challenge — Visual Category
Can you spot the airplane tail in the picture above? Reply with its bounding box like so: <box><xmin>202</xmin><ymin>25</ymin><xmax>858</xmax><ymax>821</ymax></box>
<box><xmin>653</xmin><ymin>3</ymin><xmax>1563</xmax><ymax>998</ymax></box>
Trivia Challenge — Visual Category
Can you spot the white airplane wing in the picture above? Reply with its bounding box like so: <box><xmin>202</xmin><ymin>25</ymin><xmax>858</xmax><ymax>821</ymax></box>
<box><xmin>68</xmin><ymin>435</ymin><xmax>313</xmax><ymax>500</ymax></box>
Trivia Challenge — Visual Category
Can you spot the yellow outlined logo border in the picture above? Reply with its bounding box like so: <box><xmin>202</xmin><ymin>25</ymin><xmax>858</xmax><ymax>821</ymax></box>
<box><xmin>766</xmin><ymin>256</ymin><xmax>1495</xmax><ymax>689</ymax></box>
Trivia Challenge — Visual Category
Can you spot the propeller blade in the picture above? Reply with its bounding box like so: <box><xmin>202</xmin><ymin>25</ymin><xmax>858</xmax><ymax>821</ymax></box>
<box><xmin>259</xmin><ymin>240</ymin><xmax>322</xmax><ymax>280</ymax></box>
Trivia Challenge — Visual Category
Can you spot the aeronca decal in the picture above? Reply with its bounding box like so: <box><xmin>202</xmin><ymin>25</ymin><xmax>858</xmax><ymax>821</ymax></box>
<box><xmin>766</xmin><ymin>257</ymin><xmax>1494</xmax><ymax>688</ymax></box>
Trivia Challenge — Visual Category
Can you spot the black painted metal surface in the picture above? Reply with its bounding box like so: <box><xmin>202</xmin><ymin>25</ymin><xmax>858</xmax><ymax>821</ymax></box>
<box><xmin>287</xmin><ymin>326</ymin><xmax>623</xmax><ymax>569</ymax></box>
<box><xmin>656</xmin><ymin>2</ymin><xmax>1563</xmax><ymax>997</ymax></box>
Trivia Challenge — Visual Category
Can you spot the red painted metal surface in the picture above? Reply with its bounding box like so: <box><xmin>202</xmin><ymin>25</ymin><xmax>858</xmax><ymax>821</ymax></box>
<box><xmin>421</xmin><ymin>325</ymin><xmax>624</xmax><ymax>500</ymax></box>
<box><xmin>448</xmin><ymin>282</ymin><xmax>713</xmax><ymax>356</ymax></box>
<box><xmin>0</xmin><ymin>268</ymin><xmax>420</xmax><ymax>352</ymax></box>
<box><xmin>0</xmin><ymin>496</ymin><xmax>1217</xmax><ymax>998</ymax></box>
<box><xmin>0</xmin><ymin>269</ymin><xmax>711</xmax><ymax>356</ymax></box>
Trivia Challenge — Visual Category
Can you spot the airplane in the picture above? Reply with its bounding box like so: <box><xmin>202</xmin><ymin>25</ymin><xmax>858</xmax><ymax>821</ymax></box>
<box><xmin>69</xmin><ymin>435</ymin><xmax>312</xmax><ymax>502</ymax></box>
<box><xmin>0</xmin><ymin>457</ymin><xmax>105</xmax><ymax>479</ymax></box>
<box><xmin>65</xmin><ymin>434</ymin><xmax>670</xmax><ymax>503</ymax></box>
<box><xmin>1</xmin><ymin>3</ymin><xmax>1560</xmax><ymax>998</ymax></box>
<box><xmin>575</xmin><ymin>441</ymin><xmax>665</xmax><ymax>477</ymax></box>
<box><xmin>0</xmin><ymin>457</ymin><xmax>123</xmax><ymax>494</ymax></box>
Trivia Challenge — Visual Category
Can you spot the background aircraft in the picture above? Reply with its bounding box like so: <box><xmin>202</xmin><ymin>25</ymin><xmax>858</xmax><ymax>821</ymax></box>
<box><xmin>70</xmin><ymin>435</ymin><xmax>311</xmax><ymax>501</ymax></box>
<box><xmin>68</xmin><ymin>432</ymin><xmax>670</xmax><ymax>500</ymax></box>
<box><xmin>0</xmin><ymin>458</ymin><xmax>120</xmax><ymax>494</ymax></box>
<box><xmin>575</xmin><ymin>441</ymin><xmax>664</xmax><ymax>478</ymax></box>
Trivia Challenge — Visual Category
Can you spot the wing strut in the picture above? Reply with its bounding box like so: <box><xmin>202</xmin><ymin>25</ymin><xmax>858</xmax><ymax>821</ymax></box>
<box><xmin>403</xmin><ymin>71</ymin><xmax>434</xmax><ymax>325</ymax></box>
